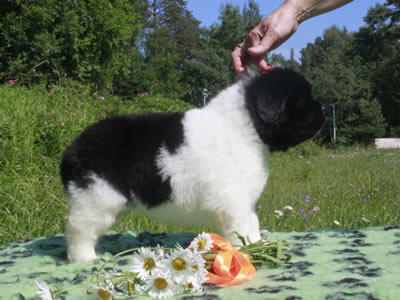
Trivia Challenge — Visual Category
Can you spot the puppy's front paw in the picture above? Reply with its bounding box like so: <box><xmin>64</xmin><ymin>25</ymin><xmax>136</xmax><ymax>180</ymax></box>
<box><xmin>67</xmin><ymin>246</ymin><xmax>97</xmax><ymax>263</ymax></box>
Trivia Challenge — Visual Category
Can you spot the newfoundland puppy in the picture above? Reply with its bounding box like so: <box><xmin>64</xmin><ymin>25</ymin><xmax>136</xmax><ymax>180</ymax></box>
<box><xmin>61</xmin><ymin>68</ymin><xmax>325</xmax><ymax>262</ymax></box>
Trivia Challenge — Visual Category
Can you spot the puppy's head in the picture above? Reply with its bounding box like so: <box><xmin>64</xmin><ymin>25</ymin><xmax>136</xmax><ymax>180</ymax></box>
<box><xmin>245</xmin><ymin>68</ymin><xmax>325</xmax><ymax>152</ymax></box>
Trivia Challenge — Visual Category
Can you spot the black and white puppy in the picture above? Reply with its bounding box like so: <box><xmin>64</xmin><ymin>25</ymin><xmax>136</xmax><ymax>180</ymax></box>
<box><xmin>61</xmin><ymin>68</ymin><xmax>325</xmax><ymax>262</ymax></box>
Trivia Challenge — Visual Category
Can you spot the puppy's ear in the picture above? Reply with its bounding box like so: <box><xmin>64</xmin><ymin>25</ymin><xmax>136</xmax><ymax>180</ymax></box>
<box><xmin>257</xmin><ymin>95</ymin><xmax>287</xmax><ymax>124</ymax></box>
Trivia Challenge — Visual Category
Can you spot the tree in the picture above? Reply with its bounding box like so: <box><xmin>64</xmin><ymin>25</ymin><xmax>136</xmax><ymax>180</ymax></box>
<box><xmin>180</xmin><ymin>40</ymin><xmax>231</xmax><ymax>105</ymax></box>
<box><xmin>301</xmin><ymin>25</ymin><xmax>386</xmax><ymax>145</ymax></box>
<box><xmin>131</xmin><ymin>0</ymin><xmax>203</xmax><ymax>99</ymax></box>
<box><xmin>350</xmin><ymin>1</ymin><xmax>400</xmax><ymax>135</ymax></box>
<box><xmin>268</xmin><ymin>49</ymin><xmax>300</xmax><ymax>72</ymax></box>
<box><xmin>208</xmin><ymin>0</ymin><xmax>263</xmax><ymax>83</ymax></box>
<box><xmin>0</xmin><ymin>0</ymin><xmax>141</xmax><ymax>91</ymax></box>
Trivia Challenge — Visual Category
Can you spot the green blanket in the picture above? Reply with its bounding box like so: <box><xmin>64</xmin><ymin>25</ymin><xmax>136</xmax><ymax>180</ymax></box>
<box><xmin>1</xmin><ymin>226</ymin><xmax>400</xmax><ymax>299</ymax></box>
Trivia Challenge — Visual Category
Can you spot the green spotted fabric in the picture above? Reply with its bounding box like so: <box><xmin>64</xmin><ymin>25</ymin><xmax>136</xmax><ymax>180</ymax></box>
<box><xmin>0</xmin><ymin>226</ymin><xmax>399</xmax><ymax>299</ymax></box>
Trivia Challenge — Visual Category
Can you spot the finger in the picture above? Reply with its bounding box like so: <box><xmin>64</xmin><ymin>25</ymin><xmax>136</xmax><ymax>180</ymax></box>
<box><xmin>232</xmin><ymin>45</ymin><xmax>248</xmax><ymax>75</ymax></box>
<box><xmin>252</xmin><ymin>56</ymin><xmax>269</xmax><ymax>71</ymax></box>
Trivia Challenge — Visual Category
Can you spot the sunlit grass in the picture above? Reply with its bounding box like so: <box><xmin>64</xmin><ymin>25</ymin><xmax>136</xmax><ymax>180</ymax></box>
<box><xmin>258</xmin><ymin>146</ymin><xmax>400</xmax><ymax>232</ymax></box>
<box><xmin>0</xmin><ymin>82</ymin><xmax>399</xmax><ymax>246</ymax></box>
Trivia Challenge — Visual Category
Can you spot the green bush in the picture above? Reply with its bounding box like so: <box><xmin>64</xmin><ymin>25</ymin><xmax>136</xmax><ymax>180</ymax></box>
<box><xmin>0</xmin><ymin>0</ymin><xmax>141</xmax><ymax>91</ymax></box>
<box><xmin>0</xmin><ymin>81</ymin><xmax>192</xmax><ymax>245</ymax></box>
<box><xmin>287</xmin><ymin>140</ymin><xmax>324</xmax><ymax>158</ymax></box>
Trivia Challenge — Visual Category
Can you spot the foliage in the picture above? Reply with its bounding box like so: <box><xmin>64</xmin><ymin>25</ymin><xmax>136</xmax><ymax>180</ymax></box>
<box><xmin>269</xmin><ymin>49</ymin><xmax>301</xmax><ymax>72</ymax></box>
<box><xmin>350</xmin><ymin>1</ymin><xmax>400</xmax><ymax>137</ymax></box>
<box><xmin>286</xmin><ymin>140</ymin><xmax>324</xmax><ymax>158</ymax></box>
<box><xmin>1</xmin><ymin>83</ymin><xmax>400</xmax><ymax>247</ymax></box>
<box><xmin>0</xmin><ymin>0</ymin><xmax>399</xmax><ymax>145</ymax></box>
<box><xmin>0</xmin><ymin>0</ymin><xmax>141</xmax><ymax>92</ymax></box>
<box><xmin>0</xmin><ymin>82</ymin><xmax>192</xmax><ymax>246</ymax></box>
<box><xmin>301</xmin><ymin>25</ymin><xmax>388</xmax><ymax>146</ymax></box>
<box><xmin>207</xmin><ymin>0</ymin><xmax>263</xmax><ymax>84</ymax></box>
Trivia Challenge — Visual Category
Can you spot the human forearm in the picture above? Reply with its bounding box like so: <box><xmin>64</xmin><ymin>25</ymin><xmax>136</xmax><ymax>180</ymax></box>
<box><xmin>286</xmin><ymin>0</ymin><xmax>353</xmax><ymax>23</ymax></box>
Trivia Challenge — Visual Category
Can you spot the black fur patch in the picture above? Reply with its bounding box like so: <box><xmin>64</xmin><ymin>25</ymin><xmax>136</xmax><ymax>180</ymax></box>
<box><xmin>60</xmin><ymin>112</ymin><xmax>185</xmax><ymax>208</ymax></box>
<box><xmin>244</xmin><ymin>68</ymin><xmax>325</xmax><ymax>152</ymax></box>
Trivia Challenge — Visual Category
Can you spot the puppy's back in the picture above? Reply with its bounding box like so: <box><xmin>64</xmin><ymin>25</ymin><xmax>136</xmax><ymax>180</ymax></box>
<box><xmin>60</xmin><ymin>112</ymin><xmax>185</xmax><ymax>208</ymax></box>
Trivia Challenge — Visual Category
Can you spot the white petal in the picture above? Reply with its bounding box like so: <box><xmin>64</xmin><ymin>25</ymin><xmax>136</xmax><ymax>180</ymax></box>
<box><xmin>35</xmin><ymin>280</ymin><xmax>52</xmax><ymax>300</ymax></box>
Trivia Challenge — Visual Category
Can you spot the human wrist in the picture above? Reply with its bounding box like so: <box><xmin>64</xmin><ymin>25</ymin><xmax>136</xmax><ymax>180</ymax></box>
<box><xmin>273</xmin><ymin>0</ymin><xmax>301</xmax><ymax>26</ymax></box>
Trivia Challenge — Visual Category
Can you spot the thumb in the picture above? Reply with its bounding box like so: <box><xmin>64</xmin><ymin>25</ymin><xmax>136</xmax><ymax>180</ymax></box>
<box><xmin>247</xmin><ymin>36</ymin><xmax>274</xmax><ymax>55</ymax></box>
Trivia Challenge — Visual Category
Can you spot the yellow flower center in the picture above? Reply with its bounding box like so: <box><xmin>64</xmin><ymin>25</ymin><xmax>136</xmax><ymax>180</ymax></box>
<box><xmin>144</xmin><ymin>258</ymin><xmax>155</xmax><ymax>271</ymax></box>
<box><xmin>154</xmin><ymin>277</ymin><xmax>168</xmax><ymax>290</ymax></box>
<box><xmin>172</xmin><ymin>258</ymin><xmax>187</xmax><ymax>271</ymax></box>
<box><xmin>98</xmin><ymin>289</ymin><xmax>111</xmax><ymax>300</ymax></box>
<box><xmin>198</xmin><ymin>239</ymin><xmax>206</xmax><ymax>250</ymax></box>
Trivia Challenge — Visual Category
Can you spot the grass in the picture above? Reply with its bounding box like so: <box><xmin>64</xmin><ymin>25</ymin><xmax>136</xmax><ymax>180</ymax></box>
<box><xmin>0</xmin><ymin>82</ymin><xmax>399</xmax><ymax>246</ymax></box>
<box><xmin>258</xmin><ymin>145</ymin><xmax>400</xmax><ymax>232</ymax></box>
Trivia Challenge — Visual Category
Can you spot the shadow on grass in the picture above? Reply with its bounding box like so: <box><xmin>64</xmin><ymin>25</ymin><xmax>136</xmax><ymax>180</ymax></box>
<box><xmin>23</xmin><ymin>231</ymin><xmax>197</xmax><ymax>262</ymax></box>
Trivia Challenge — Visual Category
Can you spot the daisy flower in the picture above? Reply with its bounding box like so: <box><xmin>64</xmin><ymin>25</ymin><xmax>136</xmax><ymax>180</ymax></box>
<box><xmin>117</xmin><ymin>278</ymin><xmax>144</xmax><ymax>297</ymax></box>
<box><xmin>312</xmin><ymin>206</ymin><xmax>320</xmax><ymax>213</ymax></box>
<box><xmin>190</xmin><ymin>232</ymin><xmax>213</xmax><ymax>253</ymax></box>
<box><xmin>35</xmin><ymin>280</ymin><xmax>52</xmax><ymax>300</ymax></box>
<box><xmin>165</xmin><ymin>247</ymin><xmax>197</xmax><ymax>284</ymax></box>
<box><xmin>144</xmin><ymin>270</ymin><xmax>183</xmax><ymax>299</ymax></box>
<box><xmin>283</xmin><ymin>206</ymin><xmax>293</xmax><ymax>211</ymax></box>
<box><xmin>186</xmin><ymin>251</ymin><xmax>207</xmax><ymax>291</ymax></box>
<box><xmin>90</xmin><ymin>281</ymin><xmax>123</xmax><ymax>300</ymax></box>
<box><xmin>131</xmin><ymin>247</ymin><xmax>165</xmax><ymax>280</ymax></box>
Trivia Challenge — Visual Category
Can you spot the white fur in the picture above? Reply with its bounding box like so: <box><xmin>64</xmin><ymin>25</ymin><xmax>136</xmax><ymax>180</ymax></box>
<box><xmin>154</xmin><ymin>83</ymin><xmax>268</xmax><ymax>241</ymax></box>
<box><xmin>65</xmin><ymin>176</ymin><xmax>127</xmax><ymax>262</ymax></box>
<box><xmin>65</xmin><ymin>82</ymin><xmax>269</xmax><ymax>262</ymax></box>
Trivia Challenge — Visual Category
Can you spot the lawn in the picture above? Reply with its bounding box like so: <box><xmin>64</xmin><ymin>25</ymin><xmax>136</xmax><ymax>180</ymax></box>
<box><xmin>0</xmin><ymin>82</ymin><xmax>399</xmax><ymax>246</ymax></box>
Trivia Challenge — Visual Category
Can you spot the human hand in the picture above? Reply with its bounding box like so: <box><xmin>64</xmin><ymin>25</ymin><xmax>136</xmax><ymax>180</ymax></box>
<box><xmin>232</xmin><ymin>1</ymin><xmax>299</xmax><ymax>75</ymax></box>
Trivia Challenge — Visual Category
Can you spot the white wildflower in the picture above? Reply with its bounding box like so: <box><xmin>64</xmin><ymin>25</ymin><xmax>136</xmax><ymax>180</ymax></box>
<box><xmin>89</xmin><ymin>281</ymin><xmax>123</xmax><ymax>300</ymax></box>
<box><xmin>187</xmin><ymin>251</ymin><xmax>207</xmax><ymax>291</ymax></box>
<box><xmin>334</xmin><ymin>220</ymin><xmax>340</xmax><ymax>226</ymax></box>
<box><xmin>312</xmin><ymin>206</ymin><xmax>320</xmax><ymax>213</ymax></box>
<box><xmin>117</xmin><ymin>278</ymin><xmax>144</xmax><ymax>297</ymax></box>
<box><xmin>131</xmin><ymin>247</ymin><xmax>166</xmax><ymax>280</ymax></box>
<box><xmin>35</xmin><ymin>280</ymin><xmax>52</xmax><ymax>300</ymax></box>
<box><xmin>165</xmin><ymin>247</ymin><xmax>197</xmax><ymax>284</ymax></box>
<box><xmin>361</xmin><ymin>216</ymin><xmax>370</xmax><ymax>223</ymax></box>
<box><xmin>144</xmin><ymin>270</ymin><xmax>183</xmax><ymax>299</ymax></box>
<box><xmin>274</xmin><ymin>210</ymin><xmax>284</xmax><ymax>217</ymax></box>
<box><xmin>283</xmin><ymin>206</ymin><xmax>293</xmax><ymax>211</ymax></box>
<box><xmin>190</xmin><ymin>232</ymin><xmax>213</xmax><ymax>253</ymax></box>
